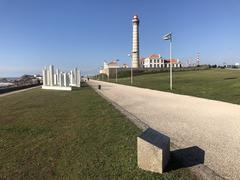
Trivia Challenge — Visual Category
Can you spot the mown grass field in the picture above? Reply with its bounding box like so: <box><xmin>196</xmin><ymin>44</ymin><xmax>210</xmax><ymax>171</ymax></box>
<box><xmin>104</xmin><ymin>69</ymin><xmax>240</xmax><ymax>105</ymax></box>
<box><xmin>0</xmin><ymin>85</ymin><xmax>195</xmax><ymax>179</ymax></box>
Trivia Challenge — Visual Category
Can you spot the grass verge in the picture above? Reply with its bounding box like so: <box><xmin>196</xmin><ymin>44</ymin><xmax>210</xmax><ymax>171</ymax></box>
<box><xmin>0</xmin><ymin>86</ymin><xmax>195</xmax><ymax>179</ymax></box>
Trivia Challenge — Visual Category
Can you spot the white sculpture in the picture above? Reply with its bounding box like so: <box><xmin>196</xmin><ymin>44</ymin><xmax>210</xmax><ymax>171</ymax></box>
<box><xmin>42</xmin><ymin>65</ymin><xmax>81</xmax><ymax>91</ymax></box>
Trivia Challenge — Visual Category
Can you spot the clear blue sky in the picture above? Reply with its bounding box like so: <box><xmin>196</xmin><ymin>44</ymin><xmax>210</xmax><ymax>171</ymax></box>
<box><xmin>0</xmin><ymin>0</ymin><xmax>239</xmax><ymax>77</ymax></box>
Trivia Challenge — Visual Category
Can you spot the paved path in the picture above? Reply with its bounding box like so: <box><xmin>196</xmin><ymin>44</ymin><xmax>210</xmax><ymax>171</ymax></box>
<box><xmin>0</xmin><ymin>86</ymin><xmax>40</xmax><ymax>98</ymax></box>
<box><xmin>88</xmin><ymin>80</ymin><xmax>240</xmax><ymax>180</ymax></box>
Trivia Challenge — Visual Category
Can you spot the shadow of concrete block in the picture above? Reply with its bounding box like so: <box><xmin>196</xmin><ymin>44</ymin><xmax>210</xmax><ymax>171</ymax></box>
<box><xmin>167</xmin><ymin>146</ymin><xmax>205</xmax><ymax>171</ymax></box>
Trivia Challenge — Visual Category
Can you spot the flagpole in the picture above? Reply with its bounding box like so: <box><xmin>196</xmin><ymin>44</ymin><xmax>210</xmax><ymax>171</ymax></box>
<box><xmin>163</xmin><ymin>32</ymin><xmax>173</xmax><ymax>90</ymax></box>
<box><xmin>170</xmin><ymin>39</ymin><xmax>172</xmax><ymax>90</ymax></box>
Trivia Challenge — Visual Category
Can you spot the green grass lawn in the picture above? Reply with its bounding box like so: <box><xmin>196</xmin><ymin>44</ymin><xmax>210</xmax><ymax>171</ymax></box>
<box><xmin>104</xmin><ymin>69</ymin><xmax>240</xmax><ymax>105</ymax></box>
<box><xmin>0</xmin><ymin>86</ymin><xmax>195</xmax><ymax>179</ymax></box>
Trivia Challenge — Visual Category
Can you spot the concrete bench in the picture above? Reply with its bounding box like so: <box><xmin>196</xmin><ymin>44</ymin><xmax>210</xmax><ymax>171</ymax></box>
<box><xmin>137</xmin><ymin>128</ymin><xmax>170</xmax><ymax>174</ymax></box>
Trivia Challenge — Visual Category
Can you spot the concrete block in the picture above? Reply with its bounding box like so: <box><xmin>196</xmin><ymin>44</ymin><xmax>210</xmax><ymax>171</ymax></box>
<box><xmin>137</xmin><ymin>128</ymin><xmax>170</xmax><ymax>174</ymax></box>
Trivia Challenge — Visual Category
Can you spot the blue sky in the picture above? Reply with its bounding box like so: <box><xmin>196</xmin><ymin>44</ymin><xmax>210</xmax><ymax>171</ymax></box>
<box><xmin>0</xmin><ymin>0</ymin><xmax>239</xmax><ymax>77</ymax></box>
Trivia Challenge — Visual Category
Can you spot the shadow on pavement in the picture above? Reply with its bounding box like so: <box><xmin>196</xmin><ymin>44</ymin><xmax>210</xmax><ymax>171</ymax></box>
<box><xmin>167</xmin><ymin>146</ymin><xmax>205</xmax><ymax>171</ymax></box>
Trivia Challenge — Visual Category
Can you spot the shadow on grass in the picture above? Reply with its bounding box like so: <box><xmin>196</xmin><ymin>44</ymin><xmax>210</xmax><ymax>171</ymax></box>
<box><xmin>71</xmin><ymin>87</ymin><xmax>81</xmax><ymax>91</ymax></box>
<box><xmin>167</xmin><ymin>146</ymin><xmax>205</xmax><ymax>172</ymax></box>
<box><xmin>224</xmin><ymin>77</ymin><xmax>238</xmax><ymax>80</ymax></box>
<box><xmin>71</xmin><ymin>82</ymin><xmax>89</xmax><ymax>91</ymax></box>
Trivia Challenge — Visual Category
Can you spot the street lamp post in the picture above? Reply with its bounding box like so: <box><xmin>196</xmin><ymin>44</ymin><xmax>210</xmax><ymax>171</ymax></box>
<box><xmin>115</xmin><ymin>59</ymin><xmax>119</xmax><ymax>83</ymax></box>
<box><xmin>128</xmin><ymin>54</ymin><xmax>133</xmax><ymax>85</ymax></box>
<box><xmin>100</xmin><ymin>66</ymin><xmax>103</xmax><ymax>81</ymax></box>
<box><xmin>116</xmin><ymin>67</ymin><xmax>117</xmax><ymax>82</ymax></box>
<box><xmin>131</xmin><ymin>66</ymin><xmax>133</xmax><ymax>85</ymax></box>
<box><xmin>98</xmin><ymin>66</ymin><xmax>103</xmax><ymax>81</ymax></box>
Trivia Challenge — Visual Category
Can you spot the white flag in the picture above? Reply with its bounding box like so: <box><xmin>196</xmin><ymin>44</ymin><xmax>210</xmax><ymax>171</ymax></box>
<box><xmin>163</xmin><ymin>33</ymin><xmax>172</xmax><ymax>41</ymax></box>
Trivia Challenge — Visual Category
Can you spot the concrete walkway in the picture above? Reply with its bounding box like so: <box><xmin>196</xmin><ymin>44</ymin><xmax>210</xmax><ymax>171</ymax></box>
<box><xmin>88</xmin><ymin>80</ymin><xmax>240</xmax><ymax>180</ymax></box>
<box><xmin>0</xmin><ymin>86</ymin><xmax>40</xmax><ymax>98</ymax></box>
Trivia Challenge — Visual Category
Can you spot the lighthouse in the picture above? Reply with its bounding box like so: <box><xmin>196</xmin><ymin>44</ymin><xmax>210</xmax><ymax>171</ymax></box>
<box><xmin>132</xmin><ymin>15</ymin><xmax>140</xmax><ymax>68</ymax></box>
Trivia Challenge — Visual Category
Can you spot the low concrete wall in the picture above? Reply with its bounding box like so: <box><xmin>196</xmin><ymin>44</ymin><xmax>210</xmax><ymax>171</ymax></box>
<box><xmin>0</xmin><ymin>83</ymin><xmax>42</xmax><ymax>94</ymax></box>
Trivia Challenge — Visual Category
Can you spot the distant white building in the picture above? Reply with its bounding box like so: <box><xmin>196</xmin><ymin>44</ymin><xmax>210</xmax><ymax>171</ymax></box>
<box><xmin>141</xmin><ymin>54</ymin><xmax>164</xmax><ymax>68</ymax></box>
<box><xmin>34</xmin><ymin>74</ymin><xmax>42</xmax><ymax>80</ymax></box>
<box><xmin>99</xmin><ymin>60</ymin><xmax>121</xmax><ymax>75</ymax></box>
<box><xmin>164</xmin><ymin>59</ymin><xmax>182</xmax><ymax>68</ymax></box>
<box><xmin>105</xmin><ymin>60</ymin><xmax>120</xmax><ymax>69</ymax></box>
<box><xmin>141</xmin><ymin>54</ymin><xmax>182</xmax><ymax>68</ymax></box>
<box><xmin>99</xmin><ymin>60</ymin><xmax>130</xmax><ymax>77</ymax></box>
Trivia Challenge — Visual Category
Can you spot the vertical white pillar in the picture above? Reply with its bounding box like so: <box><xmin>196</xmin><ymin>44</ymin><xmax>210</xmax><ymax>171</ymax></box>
<box><xmin>49</xmin><ymin>65</ymin><xmax>54</xmax><ymax>86</ymax></box>
<box><xmin>63</xmin><ymin>73</ymin><xmax>67</xmax><ymax>87</ymax></box>
<box><xmin>56</xmin><ymin>69</ymin><xmax>59</xmax><ymax>86</ymax></box>
<box><xmin>59</xmin><ymin>72</ymin><xmax>62</xmax><ymax>86</ymax></box>
<box><xmin>66</xmin><ymin>73</ymin><xmax>70</xmax><ymax>87</ymax></box>
<box><xmin>71</xmin><ymin>70</ymin><xmax>74</xmax><ymax>85</ymax></box>
<box><xmin>74</xmin><ymin>68</ymin><xmax>77</xmax><ymax>85</ymax></box>
<box><xmin>70</xmin><ymin>70</ymin><xmax>73</xmax><ymax>85</ymax></box>
<box><xmin>42</xmin><ymin>68</ymin><xmax>46</xmax><ymax>86</ymax></box>
<box><xmin>46</xmin><ymin>67</ymin><xmax>50</xmax><ymax>86</ymax></box>
<box><xmin>77</xmin><ymin>69</ymin><xmax>81</xmax><ymax>87</ymax></box>
<box><xmin>54</xmin><ymin>74</ymin><xmax>57</xmax><ymax>85</ymax></box>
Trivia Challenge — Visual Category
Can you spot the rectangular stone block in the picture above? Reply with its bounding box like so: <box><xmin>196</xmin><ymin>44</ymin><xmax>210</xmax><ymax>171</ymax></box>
<box><xmin>137</xmin><ymin>128</ymin><xmax>170</xmax><ymax>174</ymax></box>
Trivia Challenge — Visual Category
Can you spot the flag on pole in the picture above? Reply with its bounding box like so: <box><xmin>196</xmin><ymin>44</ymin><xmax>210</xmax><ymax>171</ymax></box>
<box><xmin>163</xmin><ymin>32</ymin><xmax>172</xmax><ymax>41</ymax></box>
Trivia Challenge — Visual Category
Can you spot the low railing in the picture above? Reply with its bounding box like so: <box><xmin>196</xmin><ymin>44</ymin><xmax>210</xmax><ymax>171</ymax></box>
<box><xmin>0</xmin><ymin>83</ymin><xmax>42</xmax><ymax>94</ymax></box>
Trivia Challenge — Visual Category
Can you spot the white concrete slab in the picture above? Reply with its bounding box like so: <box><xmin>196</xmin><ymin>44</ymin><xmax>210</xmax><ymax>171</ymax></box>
<box><xmin>42</xmin><ymin>85</ymin><xmax>72</xmax><ymax>91</ymax></box>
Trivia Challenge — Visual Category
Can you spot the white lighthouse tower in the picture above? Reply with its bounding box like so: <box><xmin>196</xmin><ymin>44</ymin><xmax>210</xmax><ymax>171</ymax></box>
<box><xmin>132</xmin><ymin>15</ymin><xmax>140</xmax><ymax>68</ymax></box>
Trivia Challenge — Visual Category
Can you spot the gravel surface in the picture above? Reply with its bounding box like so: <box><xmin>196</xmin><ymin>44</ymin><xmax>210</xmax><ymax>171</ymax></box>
<box><xmin>88</xmin><ymin>79</ymin><xmax>240</xmax><ymax>180</ymax></box>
